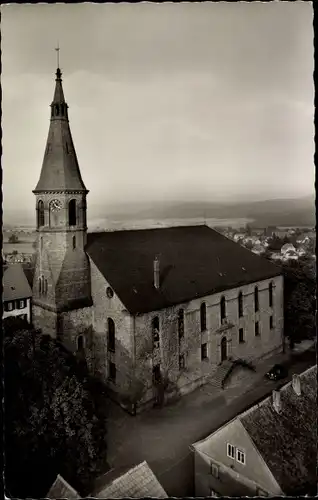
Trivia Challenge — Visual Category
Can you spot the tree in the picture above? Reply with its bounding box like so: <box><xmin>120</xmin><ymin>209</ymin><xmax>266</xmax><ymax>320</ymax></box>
<box><xmin>4</xmin><ymin>323</ymin><xmax>108</xmax><ymax>498</ymax></box>
<box><xmin>282</xmin><ymin>259</ymin><xmax>316</xmax><ymax>346</ymax></box>
<box><xmin>8</xmin><ymin>233</ymin><xmax>19</xmax><ymax>243</ymax></box>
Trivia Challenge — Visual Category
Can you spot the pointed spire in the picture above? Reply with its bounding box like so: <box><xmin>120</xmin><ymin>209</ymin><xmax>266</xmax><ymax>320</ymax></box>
<box><xmin>53</xmin><ymin>67</ymin><xmax>66</xmax><ymax>104</ymax></box>
<box><xmin>33</xmin><ymin>66</ymin><xmax>87</xmax><ymax>193</ymax></box>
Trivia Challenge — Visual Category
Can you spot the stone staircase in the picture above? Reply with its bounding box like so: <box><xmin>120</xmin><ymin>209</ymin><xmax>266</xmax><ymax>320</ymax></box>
<box><xmin>209</xmin><ymin>360</ymin><xmax>234</xmax><ymax>390</ymax></box>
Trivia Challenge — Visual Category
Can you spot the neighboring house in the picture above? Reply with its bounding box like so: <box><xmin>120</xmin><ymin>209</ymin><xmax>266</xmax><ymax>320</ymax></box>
<box><xmin>47</xmin><ymin>474</ymin><xmax>80</xmax><ymax>499</ymax></box>
<box><xmin>31</xmin><ymin>65</ymin><xmax>285</xmax><ymax>413</ymax></box>
<box><xmin>191</xmin><ymin>365</ymin><xmax>317</xmax><ymax>497</ymax></box>
<box><xmin>92</xmin><ymin>461</ymin><xmax>167</xmax><ymax>498</ymax></box>
<box><xmin>47</xmin><ymin>462</ymin><xmax>167</xmax><ymax>499</ymax></box>
<box><xmin>280</xmin><ymin>243</ymin><xmax>296</xmax><ymax>255</ymax></box>
<box><xmin>3</xmin><ymin>263</ymin><xmax>32</xmax><ymax>323</ymax></box>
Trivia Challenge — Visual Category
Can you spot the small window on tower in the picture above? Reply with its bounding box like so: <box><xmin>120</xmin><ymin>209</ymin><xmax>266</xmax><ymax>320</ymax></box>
<box><xmin>55</xmin><ymin>104</ymin><xmax>59</xmax><ymax>116</ymax></box>
<box><xmin>38</xmin><ymin>200</ymin><xmax>45</xmax><ymax>228</ymax></box>
<box><xmin>68</xmin><ymin>199</ymin><xmax>77</xmax><ymax>226</ymax></box>
<box><xmin>61</xmin><ymin>104</ymin><xmax>64</xmax><ymax>116</ymax></box>
<box><xmin>72</xmin><ymin>235</ymin><xmax>76</xmax><ymax>250</ymax></box>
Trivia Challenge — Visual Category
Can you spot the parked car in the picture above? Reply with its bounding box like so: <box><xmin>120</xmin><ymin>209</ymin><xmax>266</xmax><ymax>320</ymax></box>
<box><xmin>265</xmin><ymin>364</ymin><xmax>288</xmax><ymax>381</ymax></box>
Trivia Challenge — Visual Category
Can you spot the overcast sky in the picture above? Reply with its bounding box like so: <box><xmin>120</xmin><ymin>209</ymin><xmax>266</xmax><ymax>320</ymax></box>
<box><xmin>2</xmin><ymin>2</ymin><xmax>314</xmax><ymax>218</ymax></box>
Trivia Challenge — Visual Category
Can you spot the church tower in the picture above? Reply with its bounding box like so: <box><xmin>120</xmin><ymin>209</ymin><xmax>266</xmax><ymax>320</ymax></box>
<box><xmin>32</xmin><ymin>67</ymin><xmax>92</xmax><ymax>343</ymax></box>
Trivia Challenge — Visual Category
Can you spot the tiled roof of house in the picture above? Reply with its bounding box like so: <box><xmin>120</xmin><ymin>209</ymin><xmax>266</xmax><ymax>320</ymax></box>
<box><xmin>241</xmin><ymin>365</ymin><xmax>317</xmax><ymax>495</ymax></box>
<box><xmin>47</xmin><ymin>474</ymin><xmax>80</xmax><ymax>499</ymax></box>
<box><xmin>93</xmin><ymin>461</ymin><xmax>167</xmax><ymax>498</ymax></box>
<box><xmin>86</xmin><ymin>225</ymin><xmax>282</xmax><ymax>314</ymax></box>
<box><xmin>3</xmin><ymin>263</ymin><xmax>32</xmax><ymax>301</ymax></box>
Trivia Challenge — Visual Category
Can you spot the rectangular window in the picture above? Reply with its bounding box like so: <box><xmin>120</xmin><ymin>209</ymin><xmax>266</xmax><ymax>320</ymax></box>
<box><xmin>236</xmin><ymin>448</ymin><xmax>246</xmax><ymax>465</ymax></box>
<box><xmin>108</xmin><ymin>362</ymin><xmax>116</xmax><ymax>383</ymax></box>
<box><xmin>19</xmin><ymin>299</ymin><xmax>26</xmax><ymax>309</ymax></box>
<box><xmin>201</xmin><ymin>343</ymin><xmax>208</xmax><ymax>360</ymax></box>
<box><xmin>254</xmin><ymin>288</ymin><xmax>259</xmax><ymax>312</ymax></box>
<box><xmin>179</xmin><ymin>354</ymin><xmax>185</xmax><ymax>370</ymax></box>
<box><xmin>211</xmin><ymin>463</ymin><xmax>219</xmax><ymax>478</ymax></box>
<box><xmin>227</xmin><ymin>443</ymin><xmax>235</xmax><ymax>459</ymax></box>
<box><xmin>4</xmin><ymin>301</ymin><xmax>13</xmax><ymax>312</ymax></box>
<box><xmin>238</xmin><ymin>293</ymin><xmax>243</xmax><ymax>318</ymax></box>
<box><xmin>255</xmin><ymin>321</ymin><xmax>260</xmax><ymax>336</ymax></box>
<box><xmin>152</xmin><ymin>364</ymin><xmax>161</xmax><ymax>384</ymax></box>
<box><xmin>269</xmin><ymin>283</ymin><xmax>273</xmax><ymax>308</ymax></box>
<box><xmin>270</xmin><ymin>316</ymin><xmax>274</xmax><ymax>330</ymax></box>
<box><xmin>178</xmin><ymin>309</ymin><xmax>184</xmax><ymax>339</ymax></box>
<box><xmin>239</xmin><ymin>328</ymin><xmax>244</xmax><ymax>343</ymax></box>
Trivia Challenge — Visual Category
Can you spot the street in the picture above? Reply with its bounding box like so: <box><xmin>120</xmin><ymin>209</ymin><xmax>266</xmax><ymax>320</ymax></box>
<box><xmin>106</xmin><ymin>344</ymin><xmax>316</xmax><ymax>497</ymax></box>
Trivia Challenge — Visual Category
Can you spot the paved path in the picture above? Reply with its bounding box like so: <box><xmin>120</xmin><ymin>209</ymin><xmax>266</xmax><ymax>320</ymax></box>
<box><xmin>106</xmin><ymin>343</ymin><xmax>316</xmax><ymax>496</ymax></box>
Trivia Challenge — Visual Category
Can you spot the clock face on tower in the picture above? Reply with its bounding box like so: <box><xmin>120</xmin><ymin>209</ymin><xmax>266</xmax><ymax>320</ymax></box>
<box><xmin>50</xmin><ymin>199</ymin><xmax>62</xmax><ymax>212</ymax></box>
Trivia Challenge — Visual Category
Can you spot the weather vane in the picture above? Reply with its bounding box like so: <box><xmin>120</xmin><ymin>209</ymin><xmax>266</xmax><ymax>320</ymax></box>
<box><xmin>55</xmin><ymin>43</ymin><xmax>60</xmax><ymax>68</ymax></box>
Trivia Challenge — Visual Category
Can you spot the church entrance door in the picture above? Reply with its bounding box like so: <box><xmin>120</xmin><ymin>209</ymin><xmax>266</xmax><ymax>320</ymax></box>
<box><xmin>221</xmin><ymin>337</ymin><xmax>227</xmax><ymax>362</ymax></box>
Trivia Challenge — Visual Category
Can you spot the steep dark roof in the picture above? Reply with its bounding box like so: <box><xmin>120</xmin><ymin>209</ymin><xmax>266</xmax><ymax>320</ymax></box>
<box><xmin>47</xmin><ymin>474</ymin><xmax>80</xmax><ymax>499</ymax></box>
<box><xmin>34</xmin><ymin>69</ymin><xmax>87</xmax><ymax>193</ymax></box>
<box><xmin>93</xmin><ymin>461</ymin><xmax>167</xmax><ymax>498</ymax></box>
<box><xmin>86</xmin><ymin>225</ymin><xmax>282</xmax><ymax>314</ymax></box>
<box><xmin>22</xmin><ymin>263</ymin><xmax>35</xmax><ymax>288</ymax></box>
<box><xmin>241</xmin><ymin>365</ymin><xmax>317</xmax><ymax>495</ymax></box>
<box><xmin>3</xmin><ymin>263</ymin><xmax>32</xmax><ymax>301</ymax></box>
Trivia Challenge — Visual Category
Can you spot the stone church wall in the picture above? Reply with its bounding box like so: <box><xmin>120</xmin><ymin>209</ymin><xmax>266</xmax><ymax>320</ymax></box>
<box><xmin>134</xmin><ymin>274</ymin><xmax>284</xmax><ymax>404</ymax></box>
<box><xmin>89</xmin><ymin>258</ymin><xmax>135</xmax><ymax>394</ymax></box>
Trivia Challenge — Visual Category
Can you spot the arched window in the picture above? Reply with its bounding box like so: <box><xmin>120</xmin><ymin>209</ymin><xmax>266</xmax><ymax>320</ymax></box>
<box><xmin>55</xmin><ymin>104</ymin><xmax>59</xmax><ymax>116</ymax></box>
<box><xmin>238</xmin><ymin>292</ymin><xmax>243</xmax><ymax>318</ymax></box>
<box><xmin>200</xmin><ymin>302</ymin><xmax>206</xmax><ymax>332</ymax></box>
<box><xmin>269</xmin><ymin>282</ymin><xmax>273</xmax><ymax>307</ymax></box>
<box><xmin>254</xmin><ymin>286</ymin><xmax>259</xmax><ymax>312</ymax></box>
<box><xmin>68</xmin><ymin>199</ymin><xmax>77</xmax><ymax>226</ymax></box>
<box><xmin>152</xmin><ymin>316</ymin><xmax>160</xmax><ymax>348</ymax></box>
<box><xmin>61</xmin><ymin>104</ymin><xmax>64</xmax><ymax>116</ymax></box>
<box><xmin>107</xmin><ymin>318</ymin><xmax>115</xmax><ymax>352</ymax></box>
<box><xmin>72</xmin><ymin>235</ymin><xmax>76</xmax><ymax>250</ymax></box>
<box><xmin>38</xmin><ymin>200</ymin><xmax>45</xmax><ymax>227</ymax></box>
<box><xmin>39</xmin><ymin>277</ymin><xmax>42</xmax><ymax>294</ymax></box>
<box><xmin>178</xmin><ymin>309</ymin><xmax>184</xmax><ymax>339</ymax></box>
<box><xmin>40</xmin><ymin>237</ymin><xmax>43</xmax><ymax>252</ymax></box>
<box><xmin>77</xmin><ymin>335</ymin><xmax>84</xmax><ymax>351</ymax></box>
<box><xmin>220</xmin><ymin>296</ymin><xmax>226</xmax><ymax>322</ymax></box>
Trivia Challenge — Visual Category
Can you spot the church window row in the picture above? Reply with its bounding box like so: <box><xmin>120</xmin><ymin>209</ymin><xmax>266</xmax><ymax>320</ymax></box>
<box><xmin>39</xmin><ymin>275</ymin><xmax>48</xmax><ymax>295</ymax></box>
<box><xmin>199</xmin><ymin>283</ymin><xmax>274</xmax><ymax>331</ymax></box>
<box><xmin>37</xmin><ymin>198</ymin><xmax>78</xmax><ymax>227</ymax></box>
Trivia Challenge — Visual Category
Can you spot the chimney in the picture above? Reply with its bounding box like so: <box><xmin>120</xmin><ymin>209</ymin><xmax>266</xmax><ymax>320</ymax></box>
<box><xmin>272</xmin><ymin>390</ymin><xmax>281</xmax><ymax>414</ymax></box>
<box><xmin>292</xmin><ymin>374</ymin><xmax>301</xmax><ymax>396</ymax></box>
<box><xmin>154</xmin><ymin>256</ymin><xmax>160</xmax><ymax>289</ymax></box>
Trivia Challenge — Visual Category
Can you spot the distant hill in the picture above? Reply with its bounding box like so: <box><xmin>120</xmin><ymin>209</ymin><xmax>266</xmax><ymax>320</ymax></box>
<box><xmin>3</xmin><ymin>195</ymin><xmax>315</xmax><ymax>229</ymax></box>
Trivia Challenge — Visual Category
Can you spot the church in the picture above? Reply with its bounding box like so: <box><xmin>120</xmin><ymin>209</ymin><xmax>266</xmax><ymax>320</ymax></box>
<box><xmin>32</xmin><ymin>67</ymin><xmax>284</xmax><ymax>412</ymax></box>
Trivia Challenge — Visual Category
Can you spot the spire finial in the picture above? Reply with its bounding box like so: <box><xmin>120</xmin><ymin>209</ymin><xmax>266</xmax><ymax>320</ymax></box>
<box><xmin>55</xmin><ymin>42</ymin><xmax>60</xmax><ymax>69</ymax></box>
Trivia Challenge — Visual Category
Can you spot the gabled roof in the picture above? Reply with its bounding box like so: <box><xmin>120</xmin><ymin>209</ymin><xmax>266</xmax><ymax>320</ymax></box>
<box><xmin>47</xmin><ymin>474</ymin><xmax>80</xmax><ymax>499</ymax></box>
<box><xmin>93</xmin><ymin>461</ymin><xmax>167</xmax><ymax>498</ymax></box>
<box><xmin>241</xmin><ymin>365</ymin><xmax>317</xmax><ymax>495</ymax></box>
<box><xmin>86</xmin><ymin>225</ymin><xmax>282</xmax><ymax>314</ymax></box>
<box><xmin>3</xmin><ymin>263</ymin><xmax>32</xmax><ymax>301</ymax></box>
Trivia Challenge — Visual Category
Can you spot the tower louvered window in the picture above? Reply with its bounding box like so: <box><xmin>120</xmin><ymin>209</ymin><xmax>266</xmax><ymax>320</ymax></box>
<box><xmin>38</xmin><ymin>200</ymin><xmax>45</xmax><ymax>227</ymax></box>
<box><xmin>68</xmin><ymin>199</ymin><xmax>77</xmax><ymax>226</ymax></box>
